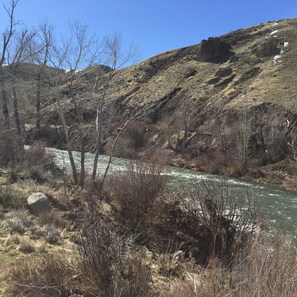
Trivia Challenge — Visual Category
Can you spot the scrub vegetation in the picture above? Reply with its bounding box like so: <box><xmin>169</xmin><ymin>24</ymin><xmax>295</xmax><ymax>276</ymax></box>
<box><xmin>1</xmin><ymin>144</ymin><xmax>297</xmax><ymax>296</ymax></box>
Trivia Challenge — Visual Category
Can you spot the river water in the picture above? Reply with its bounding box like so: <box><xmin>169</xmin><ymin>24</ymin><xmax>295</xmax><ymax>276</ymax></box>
<box><xmin>46</xmin><ymin>147</ymin><xmax>297</xmax><ymax>235</ymax></box>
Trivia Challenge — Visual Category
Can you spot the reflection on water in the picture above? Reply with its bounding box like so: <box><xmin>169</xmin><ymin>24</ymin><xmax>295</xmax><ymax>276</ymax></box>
<box><xmin>47</xmin><ymin>147</ymin><xmax>297</xmax><ymax>235</ymax></box>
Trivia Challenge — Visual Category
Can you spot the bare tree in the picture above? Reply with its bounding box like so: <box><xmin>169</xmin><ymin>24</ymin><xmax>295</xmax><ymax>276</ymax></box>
<box><xmin>49</xmin><ymin>21</ymin><xmax>101</xmax><ymax>187</ymax></box>
<box><xmin>91</xmin><ymin>33</ymin><xmax>140</xmax><ymax>186</ymax></box>
<box><xmin>0</xmin><ymin>0</ymin><xmax>19</xmax><ymax>132</ymax></box>
<box><xmin>235</xmin><ymin>98</ymin><xmax>254</xmax><ymax>168</ymax></box>
<box><xmin>29</xmin><ymin>22</ymin><xmax>54</xmax><ymax>136</ymax></box>
<box><xmin>6</xmin><ymin>28</ymin><xmax>37</xmax><ymax>135</ymax></box>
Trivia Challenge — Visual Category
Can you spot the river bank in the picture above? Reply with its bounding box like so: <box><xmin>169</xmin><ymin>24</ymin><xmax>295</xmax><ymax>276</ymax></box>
<box><xmin>170</xmin><ymin>155</ymin><xmax>297</xmax><ymax>193</ymax></box>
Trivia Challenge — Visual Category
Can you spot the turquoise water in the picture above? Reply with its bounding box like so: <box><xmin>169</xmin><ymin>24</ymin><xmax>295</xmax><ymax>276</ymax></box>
<box><xmin>46</xmin><ymin>147</ymin><xmax>297</xmax><ymax>235</ymax></box>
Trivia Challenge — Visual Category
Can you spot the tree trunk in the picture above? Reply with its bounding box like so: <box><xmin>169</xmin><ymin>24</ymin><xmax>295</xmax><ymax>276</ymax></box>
<box><xmin>36</xmin><ymin>70</ymin><xmax>42</xmax><ymax>137</ymax></box>
<box><xmin>0</xmin><ymin>66</ymin><xmax>10</xmax><ymax>131</ymax></box>
<box><xmin>12</xmin><ymin>80</ymin><xmax>24</xmax><ymax>163</ymax></box>
<box><xmin>57</xmin><ymin>104</ymin><xmax>79</xmax><ymax>185</ymax></box>
<box><xmin>78</xmin><ymin>125</ymin><xmax>85</xmax><ymax>188</ymax></box>
<box><xmin>91</xmin><ymin>109</ymin><xmax>102</xmax><ymax>182</ymax></box>
<box><xmin>12</xmin><ymin>80</ymin><xmax>21</xmax><ymax>135</ymax></box>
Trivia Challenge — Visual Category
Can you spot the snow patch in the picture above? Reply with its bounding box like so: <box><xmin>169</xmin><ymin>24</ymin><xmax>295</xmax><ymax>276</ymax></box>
<box><xmin>272</xmin><ymin>22</ymin><xmax>278</xmax><ymax>27</ymax></box>
<box><xmin>64</xmin><ymin>69</ymin><xmax>83</xmax><ymax>73</ymax></box>
<box><xmin>273</xmin><ymin>54</ymin><xmax>282</xmax><ymax>64</ymax></box>
<box><xmin>270</xmin><ymin>30</ymin><xmax>279</xmax><ymax>35</ymax></box>
<box><xmin>284</xmin><ymin>41</ymin><xmax>289</xmax><ymax>47</ymax></box>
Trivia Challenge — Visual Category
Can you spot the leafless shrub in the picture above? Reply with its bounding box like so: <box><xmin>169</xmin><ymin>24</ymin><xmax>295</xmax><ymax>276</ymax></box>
<box><xmin>79</xmin><ymin>204</ymin><xmax>156</xmax><ymax>297</ymax></box>
<box><xmin>145</xmin><ymin>179</ymin><xmax>259</xmax><ymax>266</ymax></box>
<box><xmin>0</xmin><ymin>131</ymin><xmax>23</xmax><ymax>166</ymax></box>
<box><xmin>22</xmin><ymin>142</ymin><xmax>58</xmax><ymax>182</ymax></box>
<box><xmin>107</xmin><ymin>160</ymin><xmax>168</xmax><ymax>235</ymax></box>
<box><xmin>177</xmin><ymin>179</ymin><xmax>259</xmax><ymax>264</ymax></box>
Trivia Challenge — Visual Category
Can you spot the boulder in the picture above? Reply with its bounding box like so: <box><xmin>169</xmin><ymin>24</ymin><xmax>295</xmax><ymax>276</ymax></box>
<box><xmin>200</xmin><ymin>37</ymin><xmax>234</xmax><ymax>62</ymax></box>
<box><xmin>27</xmin><ymin>192</ymin><xmax>50</xmax><ymax>215</ymax></box>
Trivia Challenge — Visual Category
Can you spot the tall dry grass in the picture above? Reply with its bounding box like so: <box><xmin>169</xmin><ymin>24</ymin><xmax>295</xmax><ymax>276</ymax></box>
<box><xmin>8</xmin><ymin>254</ymin><xmax>78</xmax><ymax>297</ymax></box>
<box><xmin>162</xmin><ymin>235</ymin><xmax>297</xmax><ymax>297</ymax></box>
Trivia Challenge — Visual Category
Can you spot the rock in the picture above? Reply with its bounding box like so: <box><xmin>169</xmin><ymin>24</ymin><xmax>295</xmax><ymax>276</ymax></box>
<box><xmin>215</xmin><ymin>67</ymin><xmax>233</xmax><ymax>78</ymax></box>
<box><xmin>27</xmin><ymin>192</ymin><xmax>50</xmax><ymax>215</ymax></box>
<box><xmin>254</xmin><ymin>37</ymin><xmax>281</xmax><ymax>57</ymax></box>
<box><xmin>200</xmin><ymin>37</ymin><xmax>234</xmax><ymax>62</ymax></box>
<box><xmin>207</xmin><ymin>77</ymin><xmax>221</xmax><ymax>85</ymax></box>
<box><xmin>0</xmin><ymin>168</ymin><xmax>8</xmax><ymax>176</ymax></box>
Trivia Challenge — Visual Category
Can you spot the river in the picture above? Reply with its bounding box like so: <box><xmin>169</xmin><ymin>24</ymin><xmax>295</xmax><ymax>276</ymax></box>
<box><xmin>46</xmin><ymin>147</ymin><xmax>297</xmax><ymax>235</ymax></box>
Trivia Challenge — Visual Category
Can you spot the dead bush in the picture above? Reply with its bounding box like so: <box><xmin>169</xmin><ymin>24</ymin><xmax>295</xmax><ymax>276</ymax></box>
<box><xmin>146</xmin><ymin>179</ymin><xmax>259</xmax><ymax>266</ymax></box>
<box><xmin>0</xmin><ymin>131</ymin><xmax>23</xmax><ymax>167</ymax></box>
<box><xmin>108</xmin><ymin>160</ymin><xmax>168</xmax><ymax>236</ymax></box>
<box><xmin>178</xmin><ymin>180</ymin><xmax>259</xmax><ymax>264</ymax></box>
<box><xmin>79</xmin><ymin>203</ymin><xmax>156</xmax><ymax>297</ymax></box>
<box><xmin>22</xmin><ymin>142</ymin><xmax>59</xmax><ymax>182</ymax></box>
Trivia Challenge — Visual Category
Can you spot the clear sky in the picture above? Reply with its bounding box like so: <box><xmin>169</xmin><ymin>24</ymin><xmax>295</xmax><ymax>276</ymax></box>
<box><xmin>0</xmin><ymin>0</ymin><xmax>296</xmax><ymax>62</ymax></box>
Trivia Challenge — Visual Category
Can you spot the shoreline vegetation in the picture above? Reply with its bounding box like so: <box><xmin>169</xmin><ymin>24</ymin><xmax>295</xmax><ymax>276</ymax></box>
<box><xmin>170</xmin><ymin>155</ymin><xmax>297</xmax><ymax>193</ymax></box>
<box><xmin>1</xmin><ymin>142</ymin><xmax>297</xmax><ymax>296</ymax></box>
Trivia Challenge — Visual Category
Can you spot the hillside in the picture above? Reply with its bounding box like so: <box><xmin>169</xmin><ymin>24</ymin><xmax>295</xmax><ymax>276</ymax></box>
<box><xmin>3</xmin><ymin>18</ymin><xmax>297</xmax><ymax>190</ymax></box>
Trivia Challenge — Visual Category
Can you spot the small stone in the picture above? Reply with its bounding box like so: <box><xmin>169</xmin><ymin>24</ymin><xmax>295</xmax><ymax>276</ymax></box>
<box><xmin>0</xmin><ymin>168</ymin><xmax>8</xmax><ymax>176</ymax></box>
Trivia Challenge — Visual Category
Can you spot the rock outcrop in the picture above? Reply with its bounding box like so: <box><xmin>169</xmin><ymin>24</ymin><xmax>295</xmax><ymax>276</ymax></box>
<box><xmin>200</xmin><ymin>37</ymin><xmax>234</xmax><ymax>62</ymax></box>
<box><xmin>254</xmin><ymin>37</ymin><xmax>281</xmax><ymax>57</ymax></box>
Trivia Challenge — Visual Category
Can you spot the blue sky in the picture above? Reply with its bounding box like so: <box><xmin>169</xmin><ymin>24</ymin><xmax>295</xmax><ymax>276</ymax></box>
<box><xmin>0</xmin><ymin>0</ymin><xmax>296</xmax><ymax>62</ymax></box>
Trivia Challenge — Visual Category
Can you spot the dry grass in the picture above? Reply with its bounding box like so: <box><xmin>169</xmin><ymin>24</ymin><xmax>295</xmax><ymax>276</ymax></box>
<box><xmin>0</xmin><ymin>185</ymin><xmax>25</xmax><ymax>210</ymax></box>
<box><xmin>195</xmin><ymin>236</ymin><xmax>297</xmax><ymax>296</ymax></box>
<box><xmin>19</xmin><ymin>238</ymin><xmax>36</xmax><ymax>254</ymax></box>
<box><xmin>8</xmin><ymin>254</ymin><xmax>78</xmax><ymax>297</ymax></box>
